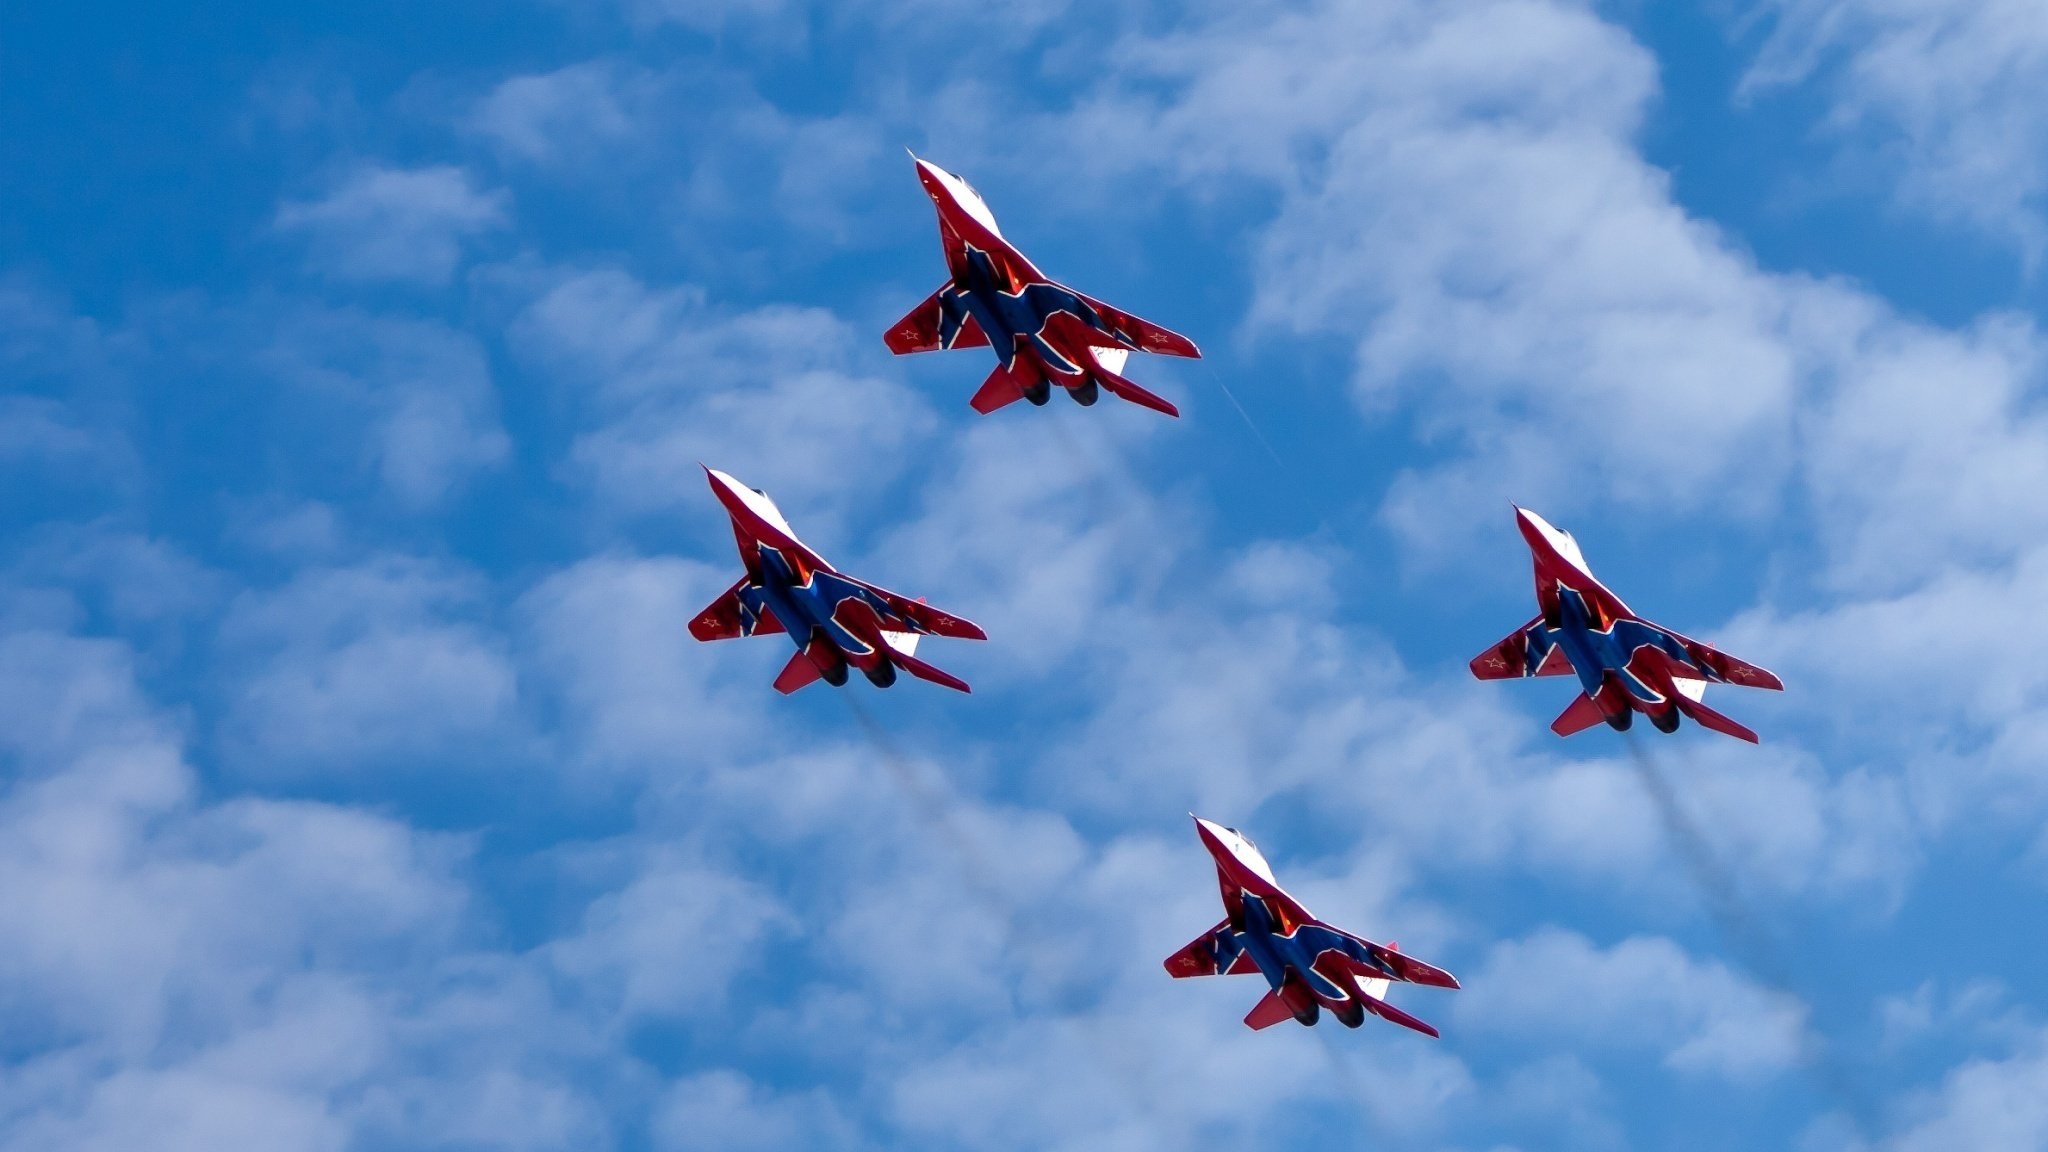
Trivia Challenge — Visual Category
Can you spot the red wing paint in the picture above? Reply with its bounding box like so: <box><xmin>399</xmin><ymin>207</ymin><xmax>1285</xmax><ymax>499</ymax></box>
<box><xmin>1658</xmin><ymin>625</ymin><xmax>1785</xmax><ymax>692</ymax></box>
<box><xmin>885</xmin><ymin>283</ymin><xmax>992</xmax><ymax>355</ymax></box>
<box><xmin>1074</xmin><ymin>288</ymin><xmax>1201</xmax><ymax>358</ymax></box>
<box><xmin>839</xmin><ymin>575</ymin><xmax>987</xmax><ymax>641</ymax></box>
<box><xmin>690</xmin><ymin>577</ymin><xmax>787</xmax><ymax>641</ymax></box>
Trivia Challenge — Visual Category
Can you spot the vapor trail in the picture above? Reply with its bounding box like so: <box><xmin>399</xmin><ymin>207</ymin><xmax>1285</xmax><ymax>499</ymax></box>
<box><xmin>1622</xmin><ymin>733</ymin><xmax>1879</xmax><ymax>1144</ymax></box>
<box><xmin>1200</xmin><ymin>361</ymin><xmax>1291</xmax><ymax>475</ymax></box>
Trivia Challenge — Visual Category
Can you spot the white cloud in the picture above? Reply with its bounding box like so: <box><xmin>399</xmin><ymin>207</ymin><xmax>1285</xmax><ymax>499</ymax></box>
<box><xmin>470</xmin><ymin>62</ymin><xmax>655</xmax><ymax>165</ymax></box>
<box><xmin>508</xmin><ymin>267</ymin><xmax>935</xmax><ymax>525</ymax></box>
<box><xmin>548</xmin><ymin>850</ymin><xmax>794</xmax><ymax>1022</ymax></box>
<box><xmin>651</xmin><ymin>1070</ymin><xmax>856</xmax><ymax>1152</ymax></box>
<box><xmin>517</xmin><ymin>553</ymin><xmax>771</xmax><ymax>776</ymax></box>
<box><xmin>1744</xmin><ymin>0</ymin><xmax>2048</xmax><ymax>256</ymax></box>
<box><xmin>12</xmin><ymin>526</ymin><xmax>225</xmax><ymax>626</ymax></box>
<box><xmin>262</xmin><ymin>307</ymin><xmax>511</xmax><ymax>509</ymax></box>
<box><xmin>1456</xmin><ymin>928</ymin><xmax>1808</xmax><ymax>1081</ymax></box>
<box><xmin>216</xmin><ymin>557</ymin><xmax>521</xmax><ymax>776</ymax></box>
<box><xmin>276</xmin><ymin>165</ymin><xmax>508</xmax><ymax>285</ymax></box>
<box><xmin>1887</xmin><ymin>1031</ymin><xmax>2048</xmax><ymax>1150</ymax></box>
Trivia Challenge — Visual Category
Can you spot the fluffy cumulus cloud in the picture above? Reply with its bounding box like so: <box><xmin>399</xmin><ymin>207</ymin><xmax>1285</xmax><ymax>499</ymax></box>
<box><xmin>0</xmin><ymin>626</ymin><xmax>562</xmax><ymax>1151</ymax></box>
<box><xmin>1744</xmin><ymin>0</ymin><xmax>2048</xmax><ymax>255</ymax></box>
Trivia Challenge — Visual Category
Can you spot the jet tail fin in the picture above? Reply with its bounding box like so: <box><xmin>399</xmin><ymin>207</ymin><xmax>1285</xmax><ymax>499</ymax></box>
<box><xmin>773</xmin><ymin>648</ymin><xmax>825</xmax><ymax>694</ymax></box>
<box><xmin>1551</xmin><ymin>691</ymin><xmax>1608</xmax><ymax>737</ymax></box>
<box><xmin>970</xmin><ymin>359</ymin><xmax>1036</xmax><ymax>414</ymax></box>
<box><xmin>1244</xmin><ymin>989</ymin><xmax>1296</xmax><ymax>1031</ymax></box>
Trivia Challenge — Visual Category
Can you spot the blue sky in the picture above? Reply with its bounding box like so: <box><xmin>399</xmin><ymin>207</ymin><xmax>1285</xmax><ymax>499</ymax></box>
<box><xmin>7</xmin><ymin>0</ymin><xmax>2048</xmax><ymax>1148</ymax></box>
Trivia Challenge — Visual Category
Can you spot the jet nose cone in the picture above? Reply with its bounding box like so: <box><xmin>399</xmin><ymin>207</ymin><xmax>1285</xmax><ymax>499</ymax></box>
<box><xmin>704</xmin><ymin>466</ymin><xmax>746</xmax><ymax>497</ymax></box>
<box><xmin>1191</xmin><ymin>817</ymin><xmax>1237</xmax><ymax>858</ymax></box>
<box><xmin>1513</xmin><ymin>505</ymin><xmax>1557</xmax><ymax>547</ymax></box>
<box><xmin>913</xmin><ymin>158</ymin><xmax>953</xmax><ymax>200</ymax></box>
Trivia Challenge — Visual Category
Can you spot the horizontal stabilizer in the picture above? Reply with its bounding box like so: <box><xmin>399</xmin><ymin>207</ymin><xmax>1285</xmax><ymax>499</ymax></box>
<box><xmin>773</xmin><ymin>648</ymin><xmax>824</xmax><ymax>694</ymax></box>
<box><xmin>1551</xmin><ymin>691</ymin><xmax>1608</xmax><ymax>737</ymax></box>
<box><xmin>1373</xmin><ymin>949</ymin><xmax>1460</xmax><ymax>990</ymax></box>
<box><xmin>1244</xmin><ymin>989</ymin><xmax>1295</xmax><ymax>1031</ymax></box>
<box><xmin>1359</xmin><ymin>990</ymin><xmax>1439</xmax><ymax>1038</ymax></box>
<box><xmin>891</xmin><ymin>647</ymin><xmax>972</xmax><ymax>694</ymax></box>
<box><xmin>1091</xmin><ymin>356</ymin><xmax>1180</xmax><ymax>418</ymax></box>
<box><xmin>1674</xmin><ymin>693</ymin><xmax>1760</xmax><ymax>743</ymax></box>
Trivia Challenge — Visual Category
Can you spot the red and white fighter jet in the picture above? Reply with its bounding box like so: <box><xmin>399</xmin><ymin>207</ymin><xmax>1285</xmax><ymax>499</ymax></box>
<box><xmin>1471</xmin><ymin>507</ymin><xmax>1784</xmax><ymax>741</ymax></box>
<box><xmin>885</xmin><ymin>155</ymin><xmax>1201</xmax><ymax>417</ymax></box>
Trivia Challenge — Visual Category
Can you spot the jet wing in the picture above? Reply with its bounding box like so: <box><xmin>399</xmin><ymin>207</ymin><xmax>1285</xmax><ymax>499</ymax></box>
<box><xmin>1666</xmin><ymin>627</ymin><xmax>1783</xmax><ymax>691</ymax></box>
<box><xmin>883</xmin><ymin>284</ymin><xmax>990</xmax><ymax>355</ymax></box>
<box><xmin>839</xmin><ymin>574</ymin><xmax>987</xmax><ymax>641</ymax></box>
<box><xmin>1163</xmin><ymin>919</ymin><xmax>1258</xmax><ymax>978</ymax></box>
<box><xmin>1469</xmin><ymin>616</ymin><xmax>1571</xmax><ymax>680</ymax></box>
<box><xmin>688</xmin><ymin>577</ymin><xmax>786</xmax><ymax>642</ymax></box>
<box><xmin>1074</xmin><ymin>288</ymin><xmax>1201</xmax><ymax>358</ymax></box>
<box><xmin>1314</xmin><ymin>924</ymin><xmax>1461</xmax><ymax>989</ymax></box>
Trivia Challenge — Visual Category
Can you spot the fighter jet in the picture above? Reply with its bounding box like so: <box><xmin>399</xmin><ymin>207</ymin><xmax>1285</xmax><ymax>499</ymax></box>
<box><xmin>1164</xmin><ymin>816</ymin><xmax>1458</xmax><ymax>1034</ymax></box>
<box><xmin>884</xmin><ymin>155</ymin><xmax>1201</xmax><ymax>417</ymax></box>
<box><xmin>1471</xmin><ymin>506</ymin><xmax>1784</xmax><ymax>742</ymax></box>
<box><xmin>689</xmin><ymin>467</ymin><xmax>986</xmax><ymax>694</ymax></box>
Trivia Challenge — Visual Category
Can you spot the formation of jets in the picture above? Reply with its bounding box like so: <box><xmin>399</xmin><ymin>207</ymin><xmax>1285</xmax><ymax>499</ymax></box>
<box><xmin>689</xmin><ymin>155</ymin><xmax>1786</xmax><ymax>1036</ymax></box>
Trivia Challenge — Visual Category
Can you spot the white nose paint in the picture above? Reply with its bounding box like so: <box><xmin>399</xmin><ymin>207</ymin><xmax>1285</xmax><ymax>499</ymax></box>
<box><xmin>916</xmin><ymin>158</ymin><xmax>1005</xmax><ymax>240</ymax></box>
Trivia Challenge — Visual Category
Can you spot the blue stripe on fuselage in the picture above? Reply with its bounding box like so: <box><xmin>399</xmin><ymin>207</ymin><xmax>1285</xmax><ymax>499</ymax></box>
<box><xmin>743</xmin><ymin>548</ymin><xmax>902</xmax><ymax>655</ymax></box>
<box><xmin>945</xmin><ymin>247</ymin><xmax>1113</xmax><ymax>373</ymax></box>
<box><xmin>1532</xmin><ymin>589</ymin><xmax>1708</xmax><ymax>703</ymax></box>
<box><xmin>1224</xmin><ymin>895</ymin><xmax>1390</xmax><ymax>1002</ymax></box>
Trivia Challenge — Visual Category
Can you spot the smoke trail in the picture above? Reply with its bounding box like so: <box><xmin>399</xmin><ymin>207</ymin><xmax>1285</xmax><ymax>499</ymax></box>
<box><xmin>840</xmin><ymin>692</ymin><xmax>1017</xmax><ymax>929</ymax></box>
<box><xmin>837</xmin><ymin>693</ymin><xmax>1174</xmax><ymax>1130</ymax></box>
<box><xmin>1621</xmin><ymin>733</ymin><xmax>1880</xmax><ymax>1144</ymax></box>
